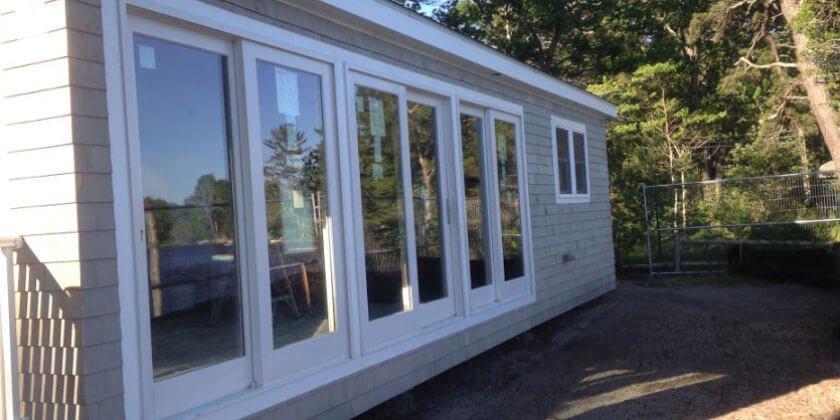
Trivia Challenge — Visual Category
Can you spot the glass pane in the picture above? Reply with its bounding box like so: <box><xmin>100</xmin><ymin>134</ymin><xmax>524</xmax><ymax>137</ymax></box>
<box><xmin>408</xmin><ymin>102</ymin><xmax>446</xmax><ymax>303</ymax></box>
<box><xmin>134</xmin><ymin>35</ymin><xmax>243</xmax><ymax>379</ymax></box>
<box><xmin>461</xmin><ymin>114</ymin><xmax>490</xmax><ymax>289</ymax></box>
<box><xmin>556</xmin><ymin>128</ymin><xmax>572</xmax><ymax>194</ymax></box>
<box><xmin>574</xmin><ymin>132</ymin><xmax>588</xmax><ymax>194</ymax></box>
<box><xmin>256</xmin><ymin>61</ymin><xmax>334</xmax><ymax>349</ymax></box>
<box><xmin>495</xmin><ymin>120</ymin><xmax>525</xmax><ymax>281</ymax></box>
<box><xmin>355</xmin><ymin>87</ymin><xmax>410</xmax><ymax>320</ymax></box>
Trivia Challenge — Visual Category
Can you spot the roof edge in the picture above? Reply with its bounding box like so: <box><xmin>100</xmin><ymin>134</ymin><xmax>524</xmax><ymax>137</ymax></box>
<box><xmin>299</xmin><ymin>0</ymin><xmax>618</xmax><ymax>118</ymax></box>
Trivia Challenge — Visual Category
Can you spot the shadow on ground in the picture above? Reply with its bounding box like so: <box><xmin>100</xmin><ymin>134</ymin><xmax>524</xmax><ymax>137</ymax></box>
<box><xmin>357</xmin><ymin>279</ymin><xmax>840</xmax><ymax>419</ymax></box>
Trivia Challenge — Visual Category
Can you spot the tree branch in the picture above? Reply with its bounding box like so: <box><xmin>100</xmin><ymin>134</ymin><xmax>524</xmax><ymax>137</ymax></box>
<box><xmin>736</xmin><ymin>56</ymin><xmax>798</xmax><ymax>69</ymax></box>
<box><xmin>728</xmin><ymin>0</ymin><xmax>758</xmax><ymax>11</ymax></box>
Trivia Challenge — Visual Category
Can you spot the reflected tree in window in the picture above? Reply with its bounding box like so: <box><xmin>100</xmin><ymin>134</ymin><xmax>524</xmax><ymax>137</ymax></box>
<box><xmin>461</xmin><ymin>114</ymin><xmax>490</xmax><ymax>289</ymax></box>
<box><xmin>256</xmin><ymin>61</ymin><xmax>333</xmax><ymax>348</ymax></box>
<box><xmin>495</xmin><ymin>120</ymin><xmax>524</xmax><ymax>280</ymax></box>
<box><xmin>185</xmin><ymin>174</ymin><xmax>234</xmax><ymax>243</ymax></box>
<box><xmin>356</xmin><ymin>87</ymin><xmax>410</xmax><ymax>320</ymax></box>
<box><xmin>409</xmin><ymin>101</ymin><xmax>446</xmax><ymax>303</ymax></box>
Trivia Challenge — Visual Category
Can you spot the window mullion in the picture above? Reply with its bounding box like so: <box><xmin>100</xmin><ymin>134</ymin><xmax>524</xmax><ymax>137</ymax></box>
<box><xmin>397</xmin><ymin>89</ymin><xmax>420</xmax><ymax>309</ymax></box>
<box><xmin>484</xmin><ymin>110</ymin><xmax>504</xmax><ymax>300</ymax></box>
<box><xmin>237</xmin><ymin>40</ymin><xmax>273</xmax><ymax>388</ymax></box>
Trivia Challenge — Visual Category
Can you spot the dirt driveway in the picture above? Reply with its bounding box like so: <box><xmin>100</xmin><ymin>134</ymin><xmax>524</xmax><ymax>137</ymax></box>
<box><xmin>358</xmin><ymin>279</ymin><xmax>840</xmax><ymax>419</ymax></box>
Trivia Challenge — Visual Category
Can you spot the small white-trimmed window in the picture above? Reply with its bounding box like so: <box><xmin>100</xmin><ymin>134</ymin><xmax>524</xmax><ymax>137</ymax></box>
<box><xmin>551</xmin><ymin>116</ymin><xmax>589</xmax><ymax>203</ymax></box>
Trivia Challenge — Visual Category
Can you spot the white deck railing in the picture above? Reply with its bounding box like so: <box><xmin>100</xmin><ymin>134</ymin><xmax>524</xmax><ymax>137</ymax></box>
<box><xmin>0</xmin><ymin>236</ymin><xmax>21</xmax><ymax>420</ymax></box>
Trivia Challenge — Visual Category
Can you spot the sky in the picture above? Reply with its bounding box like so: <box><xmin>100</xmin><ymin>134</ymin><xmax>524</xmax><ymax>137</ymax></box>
<box><xmin>419</xmin><ymin>1</ymin><xmax>444</xmax><ymax>16</ymax></box>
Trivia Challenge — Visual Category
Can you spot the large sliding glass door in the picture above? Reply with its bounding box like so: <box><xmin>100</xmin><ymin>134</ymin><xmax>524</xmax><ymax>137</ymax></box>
<box><xmin>125</xmin><ymin>16</ymin><xmax>532</xmax><ymax>416</ymax></box>
<box><xmin>458</xmin><ymin>107</ymin><xmax>531</xmax><ymax>309</ymax></box>
<box><xmin>349</xmin><ymin>74</ymin><xmax>456</xmax><ymax>350</ymax></box>
<box><xmin>128</xmin><ymin>22</ymin><xmax>251</xmax><ymax>417</ymax></box>
<box><xmin>128</xmin><ymin>23</ymin><xmax>350</xmax><ymax>415</ymax></box>
<box><xmin>408</xmin><ymin>93</ymin><xmax>456</xmax><ymax>324</ymax></box>
<box><xmin>491</xmin><ymin>112</ymin><xmax>530</xmax><ymax>299</ymax></box>
<box><xmin>241</xmin><ymin>44</ymin><xmax>347</xmax><ymax>380</ymax></box>
<box><xmin>459</xmin><ymin>106</ymin><xmax>496</xmax><ymax>308</ymax></box>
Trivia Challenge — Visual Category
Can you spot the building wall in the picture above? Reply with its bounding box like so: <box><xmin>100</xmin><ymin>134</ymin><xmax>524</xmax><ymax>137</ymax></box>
<box><xmin>1</xmin><ymin>0</ymin><xmax>613</xmax><ymax>418</ymax></box>
<box><xmin>186</xmin><ymin>1</ymin><xmax>616</xmax><ymax>418</ymax></box>
<box><xmin>0</xmin><ymin>1</ymin><xmax>123</xmax><ymax>419</ymax></box>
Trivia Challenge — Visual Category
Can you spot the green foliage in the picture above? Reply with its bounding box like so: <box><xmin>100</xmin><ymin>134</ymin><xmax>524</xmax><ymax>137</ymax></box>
<box><xmin>408</xmin><ymin>0</ymin><xmax>836</xmax><ymax>266</ymax></box>
<box><xmin>796</xmin><ymin>0</ymin><xmax>840</xmax><ymax>109</ymax></box>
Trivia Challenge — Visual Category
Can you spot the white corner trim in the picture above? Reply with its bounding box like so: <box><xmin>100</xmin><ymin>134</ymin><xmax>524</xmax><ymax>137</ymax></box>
<box><xmin>301</xmin><ymin>0</ymin><xmax>617</xmax><ymax>118</ymax></box>
<box><xmin>102</xmin><ymin>1</ymin><xmax>145</xmax><ymax>419</ymax></box>
<box><xmin>0</xmin><ymin>50</ymin><xmax>12</xmax><ymax>242</ymax></box>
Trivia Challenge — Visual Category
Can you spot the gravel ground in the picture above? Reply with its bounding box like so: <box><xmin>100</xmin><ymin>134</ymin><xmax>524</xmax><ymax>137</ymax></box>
<box><xmin>358</xmin><ymin>279</ymin><xmax>840</xmax><ymax>419</ymax></box>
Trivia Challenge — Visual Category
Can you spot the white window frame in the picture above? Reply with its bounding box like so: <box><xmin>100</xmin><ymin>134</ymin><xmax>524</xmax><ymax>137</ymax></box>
<box><xmin>490</xmin><ymin>111</ymin><xmax>532</xmax><ymax>301</ymax></box>
<box><xmin>347</xmin><ymin>73</ymin><xmax>461</xmax><ymax>352</ymax></box>
<box><xmin>458</xmin><ymin>104</ymin><xmax>497</xmax><ymax>310</ymax></box>
<box><xmin>405</xmin><ymin>91</ymin><xmax>458</xmax><ymax>325</ymax></box>
<box><xmin>239</xmin><ymin>41</ymin><xmax>350</xmax><ymax>383</ymax></box>
<box><xmin>457</xmin><ymin>105</ymin><xmax>533</xmax><ymax>310</ymax></box>
<box><xmin>551</xmin><ymin>116</ymin><xmax>590</xmax><ymax>203</ymax></box>
<box><xmin>107</xmin><ymin>1</ymin><xmax>538</xmax><ymax>417</ymax></box>
<box><xmin>347</xmin><ymin>73</ymin><xmax>420</xmax><ymax>352</ymax></box>
<box><xmin>123</xmin><ymin>17</ymin><xmax>253</xmax><ymax>418</ymax></box>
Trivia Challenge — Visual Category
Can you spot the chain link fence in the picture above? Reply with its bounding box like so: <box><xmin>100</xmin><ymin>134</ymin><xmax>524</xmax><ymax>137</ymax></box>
<box><xmin>644</xmin><ymin>171</ymin><xmax>840</xmax><ymax>274</ymax></box>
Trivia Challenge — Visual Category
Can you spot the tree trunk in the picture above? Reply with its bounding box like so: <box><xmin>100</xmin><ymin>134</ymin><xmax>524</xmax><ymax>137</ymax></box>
<box><xmin>145</xmin><ymin>212</ymin><xmax>163</xmax><ymax>318</ymax></box>
<box><xmin>668</xmin><ymin>148</ymin><xmax>679</xmax><ymax>228</ymax></box>
<box><xmin>416</xmin><ymin>153</ymin><xmax>435</xmax><ymax>247</ymax></box>
<box><xmin>781</xmin><ymin>0</ymin><xmax>840</xmax><ymax>169</ymax></box>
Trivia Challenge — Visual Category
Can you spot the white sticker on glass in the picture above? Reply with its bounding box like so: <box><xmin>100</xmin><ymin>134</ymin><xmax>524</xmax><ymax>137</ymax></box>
<box><xmin>138</xmin><ymin>45</ymin><xmax>156</xmax><ymax>70</ymax></box>
<box><xmin>369</xmin><ymin>97</ymin><xmax>386</xmax><ymax>138</ymax></box>
<box><xmin>275</xmin><ymin>67</ymin><xmax>300</xmax><ymax>118</ymax></box>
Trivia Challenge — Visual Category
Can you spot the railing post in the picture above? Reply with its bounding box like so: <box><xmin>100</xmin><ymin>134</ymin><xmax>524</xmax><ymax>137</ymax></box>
<box><xmin>0</xmin><ymin>237</ymin><xmax>21</xmax><ymax>420</ymax></box>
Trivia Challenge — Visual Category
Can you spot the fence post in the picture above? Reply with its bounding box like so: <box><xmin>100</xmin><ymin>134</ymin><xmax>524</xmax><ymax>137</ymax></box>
<box><xmin>0</xmin><ymin>237</ymin><xmax>20</xmax><ymax>420</ymax></box>
<box><xmin>674</xmin><ymin>231</ymin><xmax>682</xmax><ymax>272</ymax></box>
<box><xmin>643</xmin><ymin>184</ymin><xmax>654</xmax><ymax>275</ymax></box>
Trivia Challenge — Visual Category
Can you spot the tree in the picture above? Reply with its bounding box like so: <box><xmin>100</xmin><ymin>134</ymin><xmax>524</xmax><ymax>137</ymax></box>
<box><xmin>409</xmin><ymin>0</ymin><xmax>835</xmax><ymax>265</ymax></box>
<box><xmin>389</xmin><ymin>0</ymin><xmax>437</xmax><ymax>12</ymax></box>
<box><xmin>408</xmin><ymin>102</ymin><xmax>441</xmax><ymax>254</ymax></box>
<box><xmin>592</xmin><ymin>62</ymin><xmax>725</xmax><ymax>228</ymax></box>
<box><xmin>796</xmin><ymin>0</ymin><xmax>839</xmax><ymax>85</ymax></box>
<box><xmin>185</xmin><ymin>174</ymin><xmax>233</xmax><ymax>241</ymax></box>
<box><xmin>434</xmin><ymin>0</ymin><xmax>650</xmax><ymax>85</ymax></box>
<box><xmin>731</xmin><ymin>0</ymin><xmax>840</xmax><ymax>167</ymax></box>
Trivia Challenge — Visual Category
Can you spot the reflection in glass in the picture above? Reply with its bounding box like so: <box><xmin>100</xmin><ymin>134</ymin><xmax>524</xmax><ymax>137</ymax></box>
<box><xmin>256</xmin><ymin>61</ymin><xmax>334</xmax><ymax>349</ymax></box>
<box><xmin>355</xmin><ymin>87</ymin><xmax>410</xmax><ymax>320</ymax></box>
<box><xmin>408</xmin><ymin>102</ymin><xmax>446</xmax><ymax>303</ymax></box>
<box><xmin>495</xmin><ymin>120</ymin><xmax>525</xmax><ymax>281</ymax></box>
<box><xmin>574</xmin><ymin>132</ymin><xmax>588</xmax><ymax>194</ymax></box>
<box><xmin>134</xmin><ymin>34</ymin><xmax>243</xmax><ymax>379</ymax></box>
<box><xmin>461</xmin><ymin>114</ymin><xmax>490</xmax><ymax>289</ymax></box>
<box><xmin>556</xmin><ymin>128</ymin><xmax>572</xmax><ymax>194</ymax></box>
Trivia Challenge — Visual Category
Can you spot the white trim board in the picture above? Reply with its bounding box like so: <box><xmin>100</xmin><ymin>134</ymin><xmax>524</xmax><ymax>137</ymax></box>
<box><xmin>125</xmin><ymin>0</ymin><xmax>524</xmax><ymax>118</ymax></box>
<box><xmin>289</xmin><ymin>0</ymin><xmax>618</xmax><ymax>119</ymax></box>
<box><xmin>101</xmin><ymin>0</ymin><xmax>145</xmax><ymax>418</ymax></box>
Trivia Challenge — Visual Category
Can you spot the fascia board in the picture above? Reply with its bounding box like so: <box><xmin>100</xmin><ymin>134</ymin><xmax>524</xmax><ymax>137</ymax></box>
<box><xmin>305</xmin><ymin>0</ymin><xmax>618</xmax><ymax>118</ymax></box>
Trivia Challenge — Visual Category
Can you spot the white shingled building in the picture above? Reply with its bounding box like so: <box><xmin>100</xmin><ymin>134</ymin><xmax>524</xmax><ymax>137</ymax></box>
<box><xmin>0</xmin><ymin>1</ymin><xmax>616</xmax><ymax>418</ymax></box>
